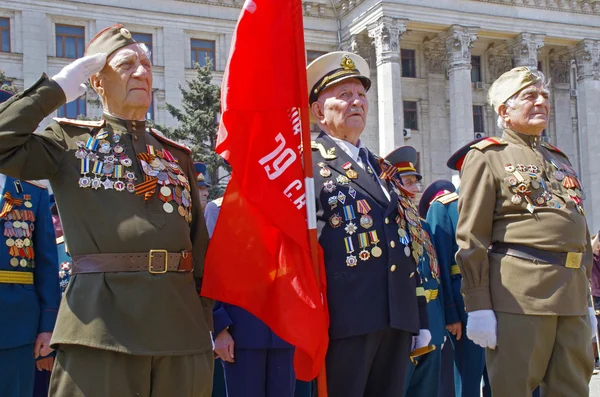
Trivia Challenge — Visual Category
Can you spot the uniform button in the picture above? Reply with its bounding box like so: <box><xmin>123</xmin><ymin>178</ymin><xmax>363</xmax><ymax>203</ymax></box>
<box><xmin>390</xmin><ymin>265</ymin><xmax>397</xmax><ymax>272</ymax></box>
<box><xmin>390</xmin><ymin>241</ymin><xmax>396</xmax><ymax>248</ymax></box>
<box><xmin>385</xmin><ymin>218</ymin><xmax>389</xmax><ymax>224</ymax></box>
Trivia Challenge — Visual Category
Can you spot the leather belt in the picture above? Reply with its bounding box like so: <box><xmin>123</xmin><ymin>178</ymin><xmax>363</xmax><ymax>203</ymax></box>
<box><xmin>425</xmin><ymin>289</ymin><xmax>439</xmax><ymax>302</ymax></box>
<box><xmin>0</xmin><ymin>270</ymin><xmax>33</xmax><ymax>284</ymax></box>
<box><xmin>71</xmin><ymin>250</ymin><xmax>193</xmax><ymax>274</ymax></box>
<box><xmin>450</xmin><ymin>264</ymin><xmax>461</xmax><ymax>276</ymax></box>
<box><xmin>490</xmin><ymin>243</ymin><xmax>582</xmax><ymax>269</ymax></box>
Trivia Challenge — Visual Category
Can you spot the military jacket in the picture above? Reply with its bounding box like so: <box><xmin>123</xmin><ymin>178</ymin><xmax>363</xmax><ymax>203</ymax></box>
<box><xmin>312</xmin><ymin>133</ymin><xmax>427</xmax><ymax>339</ymax></box>
<box><xmin>456</xmin><ymin>129</ymin><xmax>592</xmax><ymax>315</ymax></box>
<box><xmin>56</xmin><ymin>236</ymin><xmax>71</xmax><ymax>294</ymax></box>
<box><xmin>0</xmin><ymin>177</ymin><xmax>60</xmax><ymax>349</ymax></box>
<box><xmin>426</xmin><ymin>195</ymin><xmax>464</xmax><ymax>325</ymax></box>
<box><xmin>0</xmin><ymin>75</ymin><xmax>212</xmax><ymax>355</ymax></box>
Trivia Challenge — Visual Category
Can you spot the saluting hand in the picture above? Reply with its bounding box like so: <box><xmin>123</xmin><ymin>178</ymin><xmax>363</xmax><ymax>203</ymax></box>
<box><xmin>34</xmin><ymin>332</ymin><xmax>53</xmax><ymax>359</ymax></box>
<box><xmin>214</xmin><ymin>329</ymin><xmax>235</xmax><ymax>363</ymax></box>
<box><xmin>446</xmin><ymin>322</ymin><xmax>462</xmax><ymax>340</ymax></box>
<box><xmin>51</xmin><ymin>53</ymin><xmax>107</xmax><ymax>103</ymax></box>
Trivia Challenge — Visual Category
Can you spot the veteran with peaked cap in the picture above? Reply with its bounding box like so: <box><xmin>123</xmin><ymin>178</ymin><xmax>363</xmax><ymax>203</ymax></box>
<box><xmin>0</xmin><ymin>24</ymin><xmax>213</xmax><ymax>396</ymax></box>
<box><xmin>194</xmin><ymin>162</ymin><xmax>210</xmax><ymax>211</ymax></box>
<box><xmin>383</xmin><ymin>148</ymin><xmax>444</xmax><ymax>397</ymax></box>
<box><xmin>453</xmin><ymin>66</ymin><xmax>596</xmax><ymax>396</ymax></box>
<box><xmin>308</xmin><ymin>52</ymin><xmax>429</xmax><ymax>397</ymax></box>
<box><xmin>0</xmin><ymin>91</ymin><xmax>61</xmax><ymax>397</ymax></box>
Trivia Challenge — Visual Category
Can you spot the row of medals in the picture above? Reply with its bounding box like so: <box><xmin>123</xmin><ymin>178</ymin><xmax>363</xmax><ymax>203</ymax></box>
<box><xmin>139</xmin><ymin>147</ymin><xmax>193</xmax><ymax>220</ymax></box>
<box><xmin>4</xmin><ymin>198</ymin><xmax>36</xmax><ymax>268</ymax></box>
<box><xmin>75</xmin><ymin>131</ymin><xmax>193</xmax><ymax>220</ymax></box>
<box><xmin>76</xmin><ymin>131</ymin><xmax>136</xmax><ymax>192</ymax></box>
<box><xmin>504</xmin><ymin>163</ymin><xmax>584</xmax><ymax>214</ymax></box>
<box><xmin>319</xmin><ymin>161</ymin><xmax>382</xmax><ymax>267</ymax></box>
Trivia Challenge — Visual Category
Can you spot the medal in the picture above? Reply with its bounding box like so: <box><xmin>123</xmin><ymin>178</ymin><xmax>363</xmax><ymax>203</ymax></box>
<box><xmin>531</xmin><ymin>179</ymin><xmax>540</xmax><ymax>190</ymax></box>
<box><xmin>344</xmin><ymin>236</ymin><xmax>355</xmax><ymax>254</ymax></box>
<box><xmin>19</xmin><ymin>258</ymin><xmax>27</xmax><ymax>267</ymax></box>
<box><xmin>554</xmin><ymin>170</ymin><xmax>565</xmax><ymax>181</ymax></box>
<box><xmin>404</xmin><ymin>246</ymin><xmax>411</xmax><ymax>257</ymax></box>
<box><xmin>323</xmin><ymin>180</ymin><xmax>336</xmax><ymax>193</ymax></box>
<box><xmin>369</xmin><ymin>231</ymin><xmax>382</xmax><ymax>257</ymax></box>
<box><xmin>505</xmin><ymin>164</ymin><xmax>515</xmax><ymax>172</ymax></box>
<box><xmin>114</xmin><ymin>181</ymin><xmax>126</xmax><ymax>191</ymax></box>
<box><xmin>163</xmin><ymin>202</ymin><xmax>174</xmax><ymax>213</ymax></box>
<box><xmin>345</xmin><ymin>222</ymin><xmax>358</xmax><ymax>235</ymax></box>
<box><xmin>9</xmin><ymin>257</ymin><xmax>18</xmax><ymax>267</ymax></box>
<box><xmin>337</xmin><ymin>191</ymin><xmax>346</xmax><ymax>205</ymax></box>
<box><xmin>348</xmin><ymin>186</ymin><xmax>357</xmax><ymax>199</ymax></box>
<box><xmin>342</xmin><ymin>162</ymin><xmax>352</xmax><ymax>170</ymax></box>
<box><xmin>346</xmin><ymin>255</ymin><xmax>358</xmax><ymax>267</ymax></box>
<box><xmin>102</xmin><ymin>178</ymin><xmax>114</xmax><ymax>190</ymax></box>
<box><xmin>91</xmin><ymin>177</ymin><xmax>102</xmax><ymax>190</ymax></box>
<box><xmin>360</xmin><ymin>215</ymin><xmax>373</xmax><ymax>229</ymax></box>
<box><xmin>346</xmin><ymin>169</ymin><xmax>358</xmax><ymax>179</ymax></box>
<box><xmin>178</xmin><ymin>206</ymin><xmax>186</xmax><ymax>216</ymax></box>
<box><xmin>23</xmin><ymin>195</ymin><xmax>32</xmax><ymax>208</ymax></box>
<box><xmin>358</xmin><ymin>233</ymin><xmax>371</xmax><ymax>261</ymax></box>
<box><xmin>511</xmin><ymin>194</ymin><xmax>522</xmax><ymax>205</ymax></box>
<box><xmin>320</xmin><ymin>167</ymin><xmax>331</xmax><ymax>178</ymax></box>
<box><xmin>343</xmin><ymin>205</ymin><xmax>356</xmax><ymax>221</ymax></box>
<box><xmin>113</xmin><ymin>144</ymin><xmax>124</xmax><ymax>154</ymax></box>
<box><xmin>113</xmin><ymin>134</ymin><xmax>121</xmax><ymax>143</ymax></box>
<box><xmin>359</xmin><ymin>250</ymin><xmax>370</xmax><ymax>261</ymax></box>
<box><xmin>78</xmin><ymin>176</ymin><xmax>91</xmax><ymax>188</ymax></box>
<box><xmin>356</xmin><ymin>200</ymin><xmax>373</xmax><ymax>229</ymax></box>
<box><xmin>160</xmin><ymin>186</ymin><xmax>172</xmax><ymax>197</ymax></box>
<box><xmin>329</xmin><ymin>214</ymin><xmax>343</xmax><ymax>228</ymax></box>
<box><xmin>328</xmin><ymin>196</ymin><xmax>338</xmax><ymax>209</ymax></box>
<box><xmin>336</xmin><ymin>175</ymin><xmax>350</xmax><ymax>185</ymax></box>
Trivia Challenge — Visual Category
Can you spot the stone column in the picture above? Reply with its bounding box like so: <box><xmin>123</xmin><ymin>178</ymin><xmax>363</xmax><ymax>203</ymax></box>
<box><xmin>574</xmin><ymin>39</ymin><xmax>600</xmax><ymax>231</ymax></box>
<box><xmin>21</xmin><ymin>11</ymin><xmax>48</xmax><ymax>88</ymax></box>
<box><xmin>162</xmin><ymin>27</ymin><xmax>186</xmax><ymax>126</ymax></box>
<box><xmin>549</xmin><ymin>50</ymin><xmax>576</xmax><ymax>160</ymax></box>
<box><xmin>367</xmin><ymin>17</ymin><xmax>407</xmax><ymax>157</ymax></box>
<box><xmin>509</xmin><ymin>33</ymin><xmax>545</xmax><ymax>70</ymax></box>
<box><xmin>444</xmin><ymin>25</ymin><xmax>477</xmax><ymax>153</ymax></box>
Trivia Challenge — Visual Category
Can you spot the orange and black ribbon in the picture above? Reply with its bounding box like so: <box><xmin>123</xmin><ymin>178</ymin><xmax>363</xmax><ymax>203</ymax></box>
<box><xmin>134</xmin><ymin>175</ymin><xmax>158</xmax><ymax>201</ymax></box>
<box><xmin>0</xmin><ymin>192</ymin><xmax>23</xmax><ymax>219</ymax></box>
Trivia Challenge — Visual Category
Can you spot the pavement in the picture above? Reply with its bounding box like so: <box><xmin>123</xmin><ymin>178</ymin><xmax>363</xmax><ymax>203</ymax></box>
<box><xmin>591</xmin><ymin>370</ymin><xmax>600</xmax><ymax>396</ymax></box>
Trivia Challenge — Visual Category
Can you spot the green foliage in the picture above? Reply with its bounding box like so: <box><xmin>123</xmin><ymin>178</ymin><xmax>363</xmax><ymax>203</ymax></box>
<box><xmin>0</xmin><ymin>69</ymin><xmax>18</xmax><ymax>94</ymax></box>
<box><xmin>163</xmin><ymin>60</ymin><xmax>229</xmax><ymax>198</ymax></box>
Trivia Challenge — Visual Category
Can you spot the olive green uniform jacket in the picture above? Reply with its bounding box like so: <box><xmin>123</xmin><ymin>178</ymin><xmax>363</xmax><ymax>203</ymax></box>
<box><xmin>0</xmin><ymin>75</ymin><xmax>213</xmax><ymax>355</ymax></box>
<box><xmin>456</xmin><ymin>129</ymin><xmax>592</xmax><ymax>316</ymax></box>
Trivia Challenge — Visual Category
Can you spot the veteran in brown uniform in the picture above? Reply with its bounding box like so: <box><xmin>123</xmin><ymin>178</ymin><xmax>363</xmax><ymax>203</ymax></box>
<box><xmin>0</xmin><ymin>25</ymin><xmax>213</xmax><ymax>396</ymax></box>
<box><xmin>451</xmin><ymin>67</ymin><xmax>596</xmax><ymax>397</ymax></box>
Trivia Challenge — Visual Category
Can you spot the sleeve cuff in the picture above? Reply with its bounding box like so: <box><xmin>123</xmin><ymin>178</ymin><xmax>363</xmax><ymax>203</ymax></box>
<box><xmin>444</xmin><ymin>307</ymin><xmax>461</xmax><ymax>325</ymax></box>
<box><xmin>38</xmin><ymin>309</ymin><xmax>58</xmax><ymax>334</ymax></box>
<box><xmin>213</xmin><ymin>303</ymin><xmax>233</xmax><ymax>336</ymax></box>
<box><xmin>463</xmin><ymin>287</ymin><xmax>493</xmax><ymax>312</ymax></box>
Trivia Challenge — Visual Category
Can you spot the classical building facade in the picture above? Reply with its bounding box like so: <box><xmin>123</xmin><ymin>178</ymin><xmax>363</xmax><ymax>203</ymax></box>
<box><xmin>1</xmin><ymin>0</ymin><xmax>600</xmax><ymax>229</ymax></box>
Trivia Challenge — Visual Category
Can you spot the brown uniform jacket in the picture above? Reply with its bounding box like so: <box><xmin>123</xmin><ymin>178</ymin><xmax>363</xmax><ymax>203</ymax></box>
<box><xmin>456</xmin><ymin>129</ymin><xmax>592</xmax><ymax>316</ymax></box>
<box><xmin>0</xmin><ymin>75</ymin><xmax>213</xmax><ymax>355</ymax></box>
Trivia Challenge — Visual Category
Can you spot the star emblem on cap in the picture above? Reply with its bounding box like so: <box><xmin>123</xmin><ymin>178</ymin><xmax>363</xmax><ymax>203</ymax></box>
<box><xmin>340</xmin><ymin>55</ymin><xmax>356</xmax><ymax>71</ymax></box>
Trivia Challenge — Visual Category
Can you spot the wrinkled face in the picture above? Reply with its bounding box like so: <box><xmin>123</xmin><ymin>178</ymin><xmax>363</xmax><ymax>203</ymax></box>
<box><xmin>92</xmin><ymin>44</ymin><xmax>152</xmax><ymax>117</ymax></box>
<box><xmin>311</xmin><ymin>79</ymin><xmax>368</xmax><ymax>143</ymax></box>
<box><xmin>198</xmin><ymin>186</ymin><xmax>209</xmax><ymax>210</ymax></box>
<box><xmin>401</xmin><ymin>175</ymin><xmax>421</xmax><ymax>197</ymax></box>
<box><xmin>501</xmin><ymin>82</ymin><xmax>550</xmax><ymax>136</ymax></box>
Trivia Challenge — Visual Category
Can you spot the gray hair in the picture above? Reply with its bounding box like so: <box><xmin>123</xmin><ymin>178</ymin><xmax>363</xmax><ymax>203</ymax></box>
<box><xmin>496</xmin><ymin>69</ymin><xmax>550</xmax><ymax>129</ymax></box>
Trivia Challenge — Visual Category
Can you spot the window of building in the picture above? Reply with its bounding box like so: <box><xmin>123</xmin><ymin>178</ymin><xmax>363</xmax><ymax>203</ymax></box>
<box><xmin>471</xmin><ymin>55</ymin><xmax>482</xmax><ymax>83</ymax></box>
<box><xmin>132</xmin><ymin>32</ymin><xmax>152</xmax><ymax>56</ymax></box>
<box><xmin>58</xmin><ymin>98</ymin><xmax>86</xmax><ymax>118</ymax></box>
<box><xmin>56</xmin><ymin>25</ymin><xmax>85</xmax><ymax>59</ymax></box>
<box><xmin>473</xmin><ymin>105</ymin><xmax>485</xmax><ymax>133</ymax></box>
<box><xmin>401</xmin><ymin>49</ymin><xmax>416</xmax><ymax>78</ymax></box>
<box><xmin>191</xmin><ymin>39</ymin><xmax>215</xmax><ymax>69</ymax></box>
<box><xmin>0</xmin><ymin>18</ymin><xmax>9</xmax><ymax>53</ymax></box>
<box><xmin>306</xmin><ymin>50</ymin><xmax>327</xmax><ymax>64</ymax></box>
<box><xmin>404</xmin><ymin>101</ymin><xmax>418</xmax><ymax>130</ymax></box>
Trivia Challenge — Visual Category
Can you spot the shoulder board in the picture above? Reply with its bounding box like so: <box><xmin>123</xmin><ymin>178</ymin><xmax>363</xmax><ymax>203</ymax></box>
<box><xmin>22</xmin><ymin>180</ymin><xmax>47</xmax><ymax>189</ymax></box>
<box><xmin>541</xmin><ymin>142</ymin><xmax>568</xmax><ymax>158</ymax></box>
<box><xmin>149</xmin><ymin>128</ymin><xmax>192</xmax><ymax>154</ymax></box>
<box><xmin>471</xmin><ymin>137</ymin><xmax>507</xmax><ymax>151</ymax></box>
<box><xmin>53</xmin><ymin>117</ymin><xmax>106</xmax><ymax>128</ymax></box>
<box><xmin>311</xmin><ymin>141</ymin><xmax>337</xmax><ymax>160</ymax></box>
<box><xmin>435</xmin><ymin>192</ymin><xmax>458</xmax><ymax>205</ymax></box>
<box><xmin>212</xmin><ymin>197</ymin><xmax>224</xmax><ymax>207</ymax></box>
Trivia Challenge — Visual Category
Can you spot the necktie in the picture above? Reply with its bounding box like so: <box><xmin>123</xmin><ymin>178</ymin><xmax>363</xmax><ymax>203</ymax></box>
<box><xmin>358</xmin><ymin>147</ymin><xmax>379</xmax><ymax>184</ymax></box>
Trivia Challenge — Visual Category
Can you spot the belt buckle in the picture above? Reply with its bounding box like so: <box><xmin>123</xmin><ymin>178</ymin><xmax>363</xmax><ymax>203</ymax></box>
<box><xmin>565</xmin><ymin>252</ymin><xmax>582</xmax><ymax>269</ymax></box>
<box><xmin>149</xmin><ymin>249</ymin><xmax>169</xmax><ymax>274</ymax></box>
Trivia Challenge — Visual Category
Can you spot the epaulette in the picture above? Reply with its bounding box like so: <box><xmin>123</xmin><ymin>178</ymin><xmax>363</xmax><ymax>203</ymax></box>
<box><xmin>212</xmin><ymin>197</ymin><xmax>224</xmax><ymax>207</ymax></box>
<box><xmin>311</xmin><ymin>141</ymin><xmax>337</xmax><ymax>160</ymax></box>
<box><xmin>435</xmin><ymin>191</ymin><xmax>458</xmax><ymax>205</ymax></box>
<box><xmin>22</xmin><ymin>180</ymin><xmax>47</xmax><ymax>189</ymax></box>
<box><xmin>471</xmin><ymin>137</ymin><xmax>507</xmax><ymax>151</ymax></box>
<box><xmin>53</xmin><ymin>117</ymin><xmax>106</xmax><ymax>128</ymax></box>
<box><xmin>447</xmin><ymin>137</ymin><xmax>507</xmax><ymax>171</ymax></box>
<box><xmin>541</xmin><ymin>142</ymin><xmax>569</xmax><ymax>158</ymax></box>
<box><xmin>149</xmin><ymin>128</ymin><xmax>192</xmax><ymax>154</ymax></box>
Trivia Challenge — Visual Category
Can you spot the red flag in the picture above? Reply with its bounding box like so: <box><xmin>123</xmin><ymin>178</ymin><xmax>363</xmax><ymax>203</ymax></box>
<box><xmin>201</xmin><ymin>0</ymin><xmax>329</xmax><ymax>381</ymax></box>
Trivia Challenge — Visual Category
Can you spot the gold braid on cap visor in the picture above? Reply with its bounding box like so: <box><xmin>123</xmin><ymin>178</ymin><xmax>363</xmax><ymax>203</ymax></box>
<box><xmin>310</xmin><ymin>69</ymin><xmax>362</xmax><ymax>102</ymax></box>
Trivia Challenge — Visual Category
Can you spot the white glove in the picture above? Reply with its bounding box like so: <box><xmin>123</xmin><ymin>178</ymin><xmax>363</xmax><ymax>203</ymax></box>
<box><xmin>51</xmin><ymin>53</ymin><xmax>107</xmax><ymax>103</ymax></box>
<box><xmin>589</xmin><ymin>307</ymin><xmax>598</xmax><ymax>340</ymax></box>
<box><xmin>412</xmin><ymin>329</ymin><xmax>432</xmax><ymax>350</ymax></box>
<box><xmin>466</xmin><ymin>309</ymin><xmax>497</xmax><ymax>349</ymax></box>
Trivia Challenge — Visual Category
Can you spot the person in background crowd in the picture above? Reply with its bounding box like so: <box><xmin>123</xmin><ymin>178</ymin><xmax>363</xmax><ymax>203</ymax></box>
<box><xmin>591</xmin><ymin>231</ymin><xmax>600</xmax><ymax>372</ymax></box>
<box><xmin>0</xmin><ymin>89</ymin><xmax>60</xmax><ymax>397</ymax></box>
<box><xmin>385</xmin><ymin>146</ymin><xmax>446</xmax><ymax>397</ymax></box>
<box><xmin>307</xmin><ymin>51</ymin><xmax>429</xmax><ymax>397</ymax></box>
<box><xmin>451</xmin><ymin>66</ymin><xmax>595</xmax><ymax>396</ymax></box>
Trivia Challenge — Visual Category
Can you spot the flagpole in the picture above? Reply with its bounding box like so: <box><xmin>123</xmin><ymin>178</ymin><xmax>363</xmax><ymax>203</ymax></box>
<box><xmin>294</xmin><ymin>2</ymin><xmax>328</xmax><ymax>395</ymax></box>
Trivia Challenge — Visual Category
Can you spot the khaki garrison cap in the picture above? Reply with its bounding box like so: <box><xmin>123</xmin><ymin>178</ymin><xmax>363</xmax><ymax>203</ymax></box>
<box><xmin>306</xmin><ymin>51</ymin><xmax>371</xmax><ymax>104</ymax></box>
<box><xmin>488</xmin><ymin>66</ymin><xmax>542</xmax><ymax>113</ymax></box>
<box><xmin>85</xmin><ymin>24</ymin><xmax>137</xmax><ymax>57</ymax></box>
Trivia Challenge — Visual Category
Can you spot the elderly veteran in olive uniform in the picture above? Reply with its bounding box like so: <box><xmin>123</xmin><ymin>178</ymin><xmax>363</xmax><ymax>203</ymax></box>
<box><xmin>385</xmin><ymin>146</ymin><xmax>444</xmax><ymax>397</ymax></box>
<box><xmin>307</xmin><ymin>52</ymin><xmax>430</xmax><ymax>397</ymax></box>
<box><xmin>451</xmin><ymin>66</ymin><xmax>597</xmax><ymax>397</ymax></box>
<box><xmin>0</xmin><ymin>25</ymin><xmax>213</xmax><ymax>396</ymax></box>
<box><xmin>0</xmin><ymin>88</ymin><xmax>61</xmax><ymax>397</ymax></box>
<box><xmin>419</xmin><ymin>180</ymin><xmax>486</xmax><ymax>397</ymax></box>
